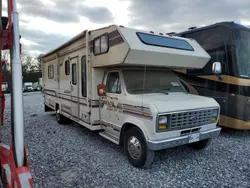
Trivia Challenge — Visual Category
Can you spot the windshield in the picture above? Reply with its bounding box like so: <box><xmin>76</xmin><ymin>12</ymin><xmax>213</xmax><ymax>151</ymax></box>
<box><xmin>233</xmin><ymin>30</ymin><xmax>250</xmax><ymax>77</ymax></box>
<box><xmin>123</xmin><ymin>69</ymin><xmax>186</xmax><ymax>94</ymax></box>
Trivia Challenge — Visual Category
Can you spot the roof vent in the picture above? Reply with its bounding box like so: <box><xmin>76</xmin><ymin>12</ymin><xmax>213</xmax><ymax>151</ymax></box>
<box><xmin>188</xmin><ymin>26</ymin><xmax>197</xmax><ymax>30</ymax></box>
<box><xmin>166</xmin><ymin>32</ymin><xmax>176</xmax><ymax>35</ymax></box>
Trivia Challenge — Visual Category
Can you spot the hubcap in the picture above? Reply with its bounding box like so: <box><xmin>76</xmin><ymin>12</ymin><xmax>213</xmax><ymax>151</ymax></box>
<box><xmin>56</xmin><ymin>109</ymin><xmax>60</xmax><ymax>121</ymax></box>
<box><xmin>128</xmin><ymin>136</ymin><xmax>142</xmax><ymax>160</ymax></box>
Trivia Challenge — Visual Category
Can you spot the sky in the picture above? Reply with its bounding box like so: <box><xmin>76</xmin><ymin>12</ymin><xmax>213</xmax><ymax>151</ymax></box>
<box><xmin>2</xmin><ymin>0</ymin><xmax>250</xmax><ymax>57</ymax></box>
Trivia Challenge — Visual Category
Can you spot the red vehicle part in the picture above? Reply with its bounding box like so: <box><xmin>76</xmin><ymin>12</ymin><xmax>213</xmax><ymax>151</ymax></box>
<box><xmin>0</xmin><ymin>0</ymin><xmax>33</xmax><ymax>187</ymax></box>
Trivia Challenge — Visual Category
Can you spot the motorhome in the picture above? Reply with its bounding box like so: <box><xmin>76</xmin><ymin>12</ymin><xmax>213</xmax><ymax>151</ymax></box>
<box><xmin>42</xmin><ymin>25</ymin><xmax>221</xmax><ymax>168</ymax></box>
<box><xmin>174</xmin><ymin>22</ymin><xmax>250</xmax><ymax>130</ymax></box>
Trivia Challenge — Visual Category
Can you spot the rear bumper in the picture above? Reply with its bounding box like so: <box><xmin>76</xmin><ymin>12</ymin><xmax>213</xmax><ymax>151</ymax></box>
<box><xmin>147</xmin><ymin>127</ymin><xmax>221</xmax><ymax>151</ymax></box>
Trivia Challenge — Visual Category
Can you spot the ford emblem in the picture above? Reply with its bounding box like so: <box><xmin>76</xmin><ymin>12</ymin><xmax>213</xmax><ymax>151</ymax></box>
<box><xmin>190</xmin><ymin>115</ymin><xmax>197</xmax><ymax>121</ymax></box>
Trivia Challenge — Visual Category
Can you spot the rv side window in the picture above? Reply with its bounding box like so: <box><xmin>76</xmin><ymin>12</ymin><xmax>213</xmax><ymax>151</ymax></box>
<box><xmin>72</xmin><ymin>63</ymin><xmax>77</xmax><ymax>85</ymax></box>
<box><xmin>106</xmin><ymin>72</ymin><xmax>121</xmax><ymax>94</ymax></box>
<box><xmin>65</xmin><ymin>60</ymin><xmax>70</xmax><ymax>75</ymax></box>
<box><xmin>81</xmin><ymin>56</ymin><xmax>87</xmax><ymax>97</ymax></box>
<box><xmin>48</xmin><ymin>65</ymin><xmax>54</xmax><ymax>79</ymax></box>
<box><xmin>94</xmin><ymin>39</ymin><xmax>101</xmax><ymax>54</ymax></box>
<box><xmin>93</xmin><ymin>34</ymin><xmax>109</xmax><ymax>55</ymax></box>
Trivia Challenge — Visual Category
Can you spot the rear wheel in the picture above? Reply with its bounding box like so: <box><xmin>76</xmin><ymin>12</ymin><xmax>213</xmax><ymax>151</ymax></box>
<box><xmin>189</xmin><ymin>138</ymin><xmax>212</xmax><ymax>150</ymax></box>
<box><xmin>55</xmin><ymin>105</ymin><xmax>67</xmax><ymax>124</ymax></box>
<box><xmin>124</xmin><ymin>127</ymin><xmax>154</xmax><ymax>168</ymax></box>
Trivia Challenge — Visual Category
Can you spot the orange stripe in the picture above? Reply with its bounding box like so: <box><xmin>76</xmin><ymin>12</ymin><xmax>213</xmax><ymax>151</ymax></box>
<box><xmin>199</xmin><ymin>75</ymin><xmax>250</xmax><ymax>86</ymax></box>
<box><xmin>173</xmin><ymin>69</ymin><xmax>250</xmax><ymax>87</ymax></box>
<box><xmin>219</xmin><ymin>115</ymin><xmax>250</xmax><ymax>130</ymax></box>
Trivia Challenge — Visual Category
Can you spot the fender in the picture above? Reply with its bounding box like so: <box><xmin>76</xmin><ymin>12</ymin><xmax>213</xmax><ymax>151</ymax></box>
<box><xmin>122</xmin><ymin>117</ymin><xmax>152</xmax><ymax>141</ymax></box>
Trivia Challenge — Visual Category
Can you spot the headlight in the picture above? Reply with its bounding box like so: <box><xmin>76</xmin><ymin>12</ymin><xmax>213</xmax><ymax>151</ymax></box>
<box><xmin>157</xmin><ymin>116</ymin><xmax>168</xmax><ymax>131</ymax></box>
<box><xmin>159</xmin><ymin>116</ymin><xmax>168</xmax><ymax>124</ymax></box>
<box><xmin>211</xmin><ymin>109</ymin><xmax>218</xmax><ymax>121</ymax></box>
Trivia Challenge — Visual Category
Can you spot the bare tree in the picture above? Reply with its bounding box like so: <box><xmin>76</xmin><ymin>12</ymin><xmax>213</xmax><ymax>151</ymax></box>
<box><xmin>36</xmin><ymin>54</ymin><xmax>44</xmax><ymax>72</ymax></box>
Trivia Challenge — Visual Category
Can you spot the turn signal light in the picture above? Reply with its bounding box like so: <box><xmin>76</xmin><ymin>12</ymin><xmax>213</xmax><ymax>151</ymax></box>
<box><xmin>212</xmin><ymin>117</ymin><xmax>217</xmax><ymax>121</ymax></box>
<box><xmin>159</xmin><ymin>124</ymin><xmax>167</xmax><ymax>129</ymax></box>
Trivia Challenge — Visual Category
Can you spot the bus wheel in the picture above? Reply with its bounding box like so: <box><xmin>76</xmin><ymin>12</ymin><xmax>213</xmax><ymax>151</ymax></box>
<box><xmin>189</xmin><ymin>138</ymin><xmax>212</xmax><ymax>150</ymax></box>
<box><xmin>55</xmin><ymin>105</ymin><xmax>66</xmax><ymax>124</ymax></box>
<box><xmin>124</xmin><ymin>127</ymin><xmax>154</xmax><ymax>168</ymax></box>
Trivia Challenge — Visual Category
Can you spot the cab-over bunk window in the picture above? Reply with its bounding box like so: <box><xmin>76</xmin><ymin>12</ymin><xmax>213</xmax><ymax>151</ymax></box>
<box><xmin>136</xmin><ymin>32</ymin><xmax>194</xmax><ymax>51</ymax></box>
<box><xmin>48</xmin><ymin>65</ymin><xmax>54</xmax><ymax>79</ymax></box>
<box><xmin>93</xmin><ymin>34</ymin><xmax>109</xmax><ymax>55</ymax></box>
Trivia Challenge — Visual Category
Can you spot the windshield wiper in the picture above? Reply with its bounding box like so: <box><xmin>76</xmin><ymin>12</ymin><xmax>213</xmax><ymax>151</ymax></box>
<box><xmin>131</xmin><ymin>88</ymin><xmax>153</xmax><ymax>92</ymax></box>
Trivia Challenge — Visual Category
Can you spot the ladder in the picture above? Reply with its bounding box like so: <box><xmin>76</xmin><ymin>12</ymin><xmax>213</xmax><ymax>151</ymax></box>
<box><xmin>0</xmin><ymin>0</ymin><xmax>33</xmax><ymax>187</ymax></box>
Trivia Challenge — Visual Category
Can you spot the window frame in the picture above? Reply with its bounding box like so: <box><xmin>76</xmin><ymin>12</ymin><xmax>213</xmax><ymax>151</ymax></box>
<box><xmin>81</xmin><ymin>56</ymin><xmax>87</xmax><ymax>97</ymax></box>
<box><xmin>65</xmin><ymin>60</ymin><xmax>70</xmax><ymax>75</ymax></box>
<box><xmin>136</xmin><ymin>32</ymin><xmax>194</xmax><ymax>51</ymax></box>
<box><xmin>71</xmin><ymin>63</ymin><xmax>77</xmax><ymax>85</ymax></box>
<box><xmin>93</xmin><ymin>33</ymin><xmax>109</xmax><ymax>56</ymax></box>
<box><xmin>106</xmin><ymin>71</ymin><xmax>122</xmax><ymax>94</ymax></box>
<box><xmin>48</xmin><ymin>65</ymin><xmax>54</xmax><ymax>79</ymax></box>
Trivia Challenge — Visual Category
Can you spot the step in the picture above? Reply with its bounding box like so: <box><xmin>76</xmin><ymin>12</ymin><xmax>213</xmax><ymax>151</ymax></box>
<box><xmin>99</xmin><ymin>131</ymin><xmax>119</xmax><ymax>145</ymax></box>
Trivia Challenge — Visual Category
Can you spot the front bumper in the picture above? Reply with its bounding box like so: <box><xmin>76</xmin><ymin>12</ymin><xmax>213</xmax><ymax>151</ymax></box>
<box><xmin>147</xmin><ymin>127</ymin><xmax>221</xmax><ymax>151</ymax></box>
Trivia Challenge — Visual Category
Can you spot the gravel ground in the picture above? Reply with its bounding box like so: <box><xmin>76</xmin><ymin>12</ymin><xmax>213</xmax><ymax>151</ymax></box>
<box><xmin>1</xmin><ymin>92</ymin><xmax>250</xmax><ymax>188</ymax></box>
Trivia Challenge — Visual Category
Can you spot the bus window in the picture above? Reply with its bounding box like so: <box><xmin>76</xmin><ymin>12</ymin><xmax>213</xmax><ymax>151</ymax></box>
<box><xmin>233</xmin><ymin>30</ymin><xmax>250</xmax><ymax>78</ymax></box>
<box><xmin>183</xmin><ymin>27</ymin><xmax>227</xmax><ymax>75</ymax></box>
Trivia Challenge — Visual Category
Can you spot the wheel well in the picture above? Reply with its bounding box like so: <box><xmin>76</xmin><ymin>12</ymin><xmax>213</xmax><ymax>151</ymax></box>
<box><xmin>119</xmin><ymin>123</ymin><xmax>143</xmax><ymax>146</ymax></box>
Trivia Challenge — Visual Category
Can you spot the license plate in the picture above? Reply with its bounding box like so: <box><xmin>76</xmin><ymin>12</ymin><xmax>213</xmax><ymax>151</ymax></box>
<box><xmin>189</xmin><ymin>133</ymin><xmax>200</xmax><ymax>143</ymax></box>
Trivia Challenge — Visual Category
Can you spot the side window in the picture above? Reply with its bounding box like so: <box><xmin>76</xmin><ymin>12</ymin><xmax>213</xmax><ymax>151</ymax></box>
<box><xmin>81</xmin><ymin>56</ymin><xmax>87</xmax><ymax>97</ymax></box>
<box><xmin>93</xmin><ymin>34</ymin><xmax>109</xmax><ymax>55</ymax></box>
<box><xmin>183</xmin><ymin>27</ymin><xmax>227</xmax><ymax>75</ymax></box>
<box><xmin>48</xmin><ymin>65</ymin><xmax>54</xmax><ymax>79</ymax></box>
<box><xmin>72</xmin><ymin>63</ymin><xmax>77</xmax><ymax>85</ymax></box>
<box><xmin>106</xmin><ymin>72</ymin><xmax>121</xmax><ymax>94</ymax></box>
<box><xmin>65</xmin><ymin>60</ymin><xmax>70</xmax><ymax>75</ymax></box>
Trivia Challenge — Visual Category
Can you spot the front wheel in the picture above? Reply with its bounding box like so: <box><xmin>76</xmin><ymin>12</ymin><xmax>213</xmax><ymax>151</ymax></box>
<box><xmin>124</xmin><ymin>127</ymin><xmax>154</xmax><ymax>168</ymax></box>
<box><xmin>189</xmin><ymin>138</ymin><xmax>212</xmax><ymax>150</ymax></box>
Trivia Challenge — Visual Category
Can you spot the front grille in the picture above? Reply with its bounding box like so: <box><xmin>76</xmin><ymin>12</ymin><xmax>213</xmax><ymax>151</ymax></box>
<box><xmin>170</xmin><ymin>109</ymin><xmax>215</xmax><ymax>129</ymax></box>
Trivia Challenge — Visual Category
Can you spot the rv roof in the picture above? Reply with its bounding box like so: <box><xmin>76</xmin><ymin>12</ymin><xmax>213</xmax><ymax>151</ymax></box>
<box><xmin>42</xmin><ymin>24</ymin><xmax>211</xmax><ymax>69</ymax></box>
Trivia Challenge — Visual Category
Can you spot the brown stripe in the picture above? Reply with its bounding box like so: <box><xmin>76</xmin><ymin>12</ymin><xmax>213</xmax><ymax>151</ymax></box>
<box><xmin>109</xmin><ymin>36</ymin><xmax>124</xmax><ymax>47</ymax></box>
<box><xmin>109</xmin><ymin>30</ymin><xmax>120</xmax><ymax>39</ymax></box>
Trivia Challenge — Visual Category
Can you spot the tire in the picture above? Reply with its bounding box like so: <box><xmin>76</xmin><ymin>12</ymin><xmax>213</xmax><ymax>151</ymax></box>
<box><xmin>55</xmin><ymin>105</ymin><xmax>67</xmax><ymax>124</ymax></box>
<box><xmin>124</xmin><ymin>127</ymin><xmax>154</xmax><ymax>168</ymax></box>
<box><xmin>189</xmin><ymin>138</ymin><xmax>212</xmax><ymax>150</ymax></box>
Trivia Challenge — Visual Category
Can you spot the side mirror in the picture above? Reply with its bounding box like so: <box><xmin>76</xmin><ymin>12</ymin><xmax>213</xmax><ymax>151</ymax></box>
<box><xmin>97</xmin><ymin>84</ymin><xmax>107</xmax><ymax>97</ymax></box>
<box><xmin>212</xmin><ymin>62</ymin><xmax>222</xmax><ymax>75</ymax></box>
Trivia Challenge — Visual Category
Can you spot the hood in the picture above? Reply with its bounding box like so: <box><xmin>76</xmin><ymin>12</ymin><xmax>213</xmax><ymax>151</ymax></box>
<box><xmin>140</xmin><ymin>92</ymin><xmax>219</xmax><ymax>113</ymax></box>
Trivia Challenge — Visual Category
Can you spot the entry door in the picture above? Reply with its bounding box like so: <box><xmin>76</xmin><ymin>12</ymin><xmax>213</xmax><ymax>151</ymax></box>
<box><xmin>70</xmin><ymin>57</ymin><xmax>79</xmax><ymax>120</ymax></box>
<box><xmin>100</xmin><ymin>71</ymin><xmax>122</xmax><ymax>136</ymax></box>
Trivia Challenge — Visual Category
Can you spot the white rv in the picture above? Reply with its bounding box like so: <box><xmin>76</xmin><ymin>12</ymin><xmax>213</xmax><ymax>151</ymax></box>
<box><xmin>42</xmin><ymin>25</ymin><xmax>222</xmax><ymax>168</ymax></box>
